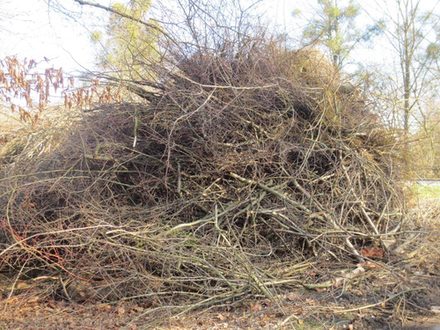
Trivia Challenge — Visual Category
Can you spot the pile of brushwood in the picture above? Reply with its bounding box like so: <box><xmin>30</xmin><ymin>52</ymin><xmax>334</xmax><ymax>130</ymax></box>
<box><xmin>0</xmin><ymin>41</ymin><xmax>406</xmax><ymax>312</ymax></box>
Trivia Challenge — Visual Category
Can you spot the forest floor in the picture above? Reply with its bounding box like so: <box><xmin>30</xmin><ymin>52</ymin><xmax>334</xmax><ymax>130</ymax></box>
<box><xmin>1</xmin><ymin>274</ymin><xmax>440</xmax><ymax>330</ymax></box>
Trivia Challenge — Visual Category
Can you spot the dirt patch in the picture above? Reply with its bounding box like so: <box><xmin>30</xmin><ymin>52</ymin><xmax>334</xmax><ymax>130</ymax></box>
<box><xmin>0</xmin><ymin>295</ymin><xmax>143</xmax><ymax>330</ymax></box>
<box><xmin>2</xmin><ymin>272</ymin><xmax>440</xmax><ymax>330</ymax></box>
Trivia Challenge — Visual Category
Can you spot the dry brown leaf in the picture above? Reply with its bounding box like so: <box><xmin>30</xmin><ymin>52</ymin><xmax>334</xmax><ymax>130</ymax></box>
<box><xmin>360</xmin><ymin>247</ymin><xmax>385</xmax><ymax>259</ymax></box>
<box><xmin>250</xmin><ymin>302</ymin><xmax>263</xmax><ymax>313</ymax></box>
<box><xmin>358</xmin><ymin>261</ymin><xmax>380</xmax><ymax>269</ymax></box>
<box><xmin>116</xmin><ymin>306</ymin><xmax>126</xmax><ymax>315</ymax></box>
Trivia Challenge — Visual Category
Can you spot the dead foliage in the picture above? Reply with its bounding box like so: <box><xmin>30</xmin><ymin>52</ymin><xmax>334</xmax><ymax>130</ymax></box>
<box><xmin>0</xmin><ymin>56</ymin><xmax>123</xmax><ymax>127</ymax></box>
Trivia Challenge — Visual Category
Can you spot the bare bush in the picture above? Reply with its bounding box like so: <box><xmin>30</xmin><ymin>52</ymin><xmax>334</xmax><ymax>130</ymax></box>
<box><xmin>0</xmin><ymin>0</ymin><xmax>408</xmax><ymax>321</ymax></box>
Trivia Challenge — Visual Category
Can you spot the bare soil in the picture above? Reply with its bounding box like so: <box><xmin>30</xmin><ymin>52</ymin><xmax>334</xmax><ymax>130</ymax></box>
<box><xmin>1</xmin><ymin>274</ymin><xmax>440</xmax><ymax>330</ymax></box>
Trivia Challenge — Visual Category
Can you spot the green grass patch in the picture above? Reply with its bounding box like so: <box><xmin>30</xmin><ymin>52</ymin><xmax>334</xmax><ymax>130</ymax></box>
<box><xmin>412</xmin><ymin>184</ymin><xmax>440</xmax><ymax>200</ymax></box>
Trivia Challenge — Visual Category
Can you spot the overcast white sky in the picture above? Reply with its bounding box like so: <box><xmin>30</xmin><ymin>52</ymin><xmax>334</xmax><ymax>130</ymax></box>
<box><xmin>0</xmin><ymin>0</ymin><xmax>438</xmax><ymax>75</ymax></box>
<box><xmin>0</xmin><ymin>0</ymin><xmax>107</xmax><ymax>73</ymax></box>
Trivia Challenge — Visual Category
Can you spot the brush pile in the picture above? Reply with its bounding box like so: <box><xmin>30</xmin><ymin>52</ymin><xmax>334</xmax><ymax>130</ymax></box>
<box><xmin>0</xmin><ymin>41</ymin><xmax>405</xmax><ymax>309</ymax></box>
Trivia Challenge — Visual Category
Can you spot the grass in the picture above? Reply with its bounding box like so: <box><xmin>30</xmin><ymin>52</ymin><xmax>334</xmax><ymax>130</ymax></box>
<box><xmin>0</xmin><ymin>110</ymin><xmax>24</xmax><ymax>133</ymax></box>
<box><xmin>412</xmin><ymin>184</ymin><xmax>440</xmax><ymax>200</ymax></box>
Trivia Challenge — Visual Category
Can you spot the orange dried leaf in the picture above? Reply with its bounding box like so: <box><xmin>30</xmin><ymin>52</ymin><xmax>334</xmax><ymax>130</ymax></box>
<box><xmin>360</xmin><ymin>247</ymin><xmax>385</xmax><ymax>259</ymax></box>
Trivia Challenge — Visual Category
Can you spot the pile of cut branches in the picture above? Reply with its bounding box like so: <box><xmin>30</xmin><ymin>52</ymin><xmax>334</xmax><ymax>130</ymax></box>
<box><xmin>0</xmin><ymin>38</ymin><xmax>407</xmax><ymax>317</ymax></box>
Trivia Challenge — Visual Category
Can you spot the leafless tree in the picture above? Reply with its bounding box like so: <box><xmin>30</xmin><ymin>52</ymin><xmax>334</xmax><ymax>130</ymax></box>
<box><xmin>381</xmin><ymin>0</ymin><xmax>440</xmax><ymax>164</ymax></box>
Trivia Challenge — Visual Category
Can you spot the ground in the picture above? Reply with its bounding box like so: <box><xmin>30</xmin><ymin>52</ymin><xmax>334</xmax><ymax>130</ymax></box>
<box><xmin>1</xmin><ymin>259</ymin><xmax>440</xmax><ymax>329</ymax></box>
